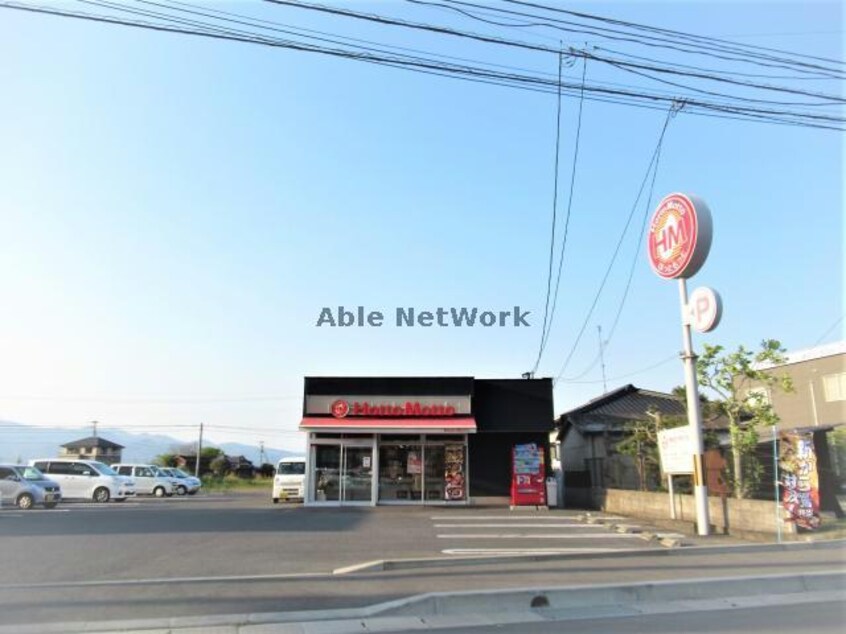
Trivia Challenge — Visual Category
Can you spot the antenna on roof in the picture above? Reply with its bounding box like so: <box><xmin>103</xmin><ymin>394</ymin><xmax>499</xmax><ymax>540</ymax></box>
<box><xmin>92</xmin><ymin>420</ymin><xmax>98</xmax><ymax>438</ymax></box>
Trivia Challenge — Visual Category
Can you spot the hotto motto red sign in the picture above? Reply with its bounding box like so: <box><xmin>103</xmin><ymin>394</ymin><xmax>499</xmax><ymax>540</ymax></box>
<box><xmin>647</xmin><ymin>193</ymin><xmax>713</xmax><ymax>280</ymax></box>
<box><xmin>330</xmin><ymin>400</ymin><xmax>457</xmax><ymax>418</ymax></box>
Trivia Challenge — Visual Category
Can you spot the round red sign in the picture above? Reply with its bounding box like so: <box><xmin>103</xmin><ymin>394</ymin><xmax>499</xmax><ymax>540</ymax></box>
<box><xmin>330</xmin><ymin>399</ymin><xmax>349</xmax><ymax>419</ymax></box>
<box><xmin>647</xmin><ymin>193</ymin><xmax>713</xmax><ymax>280</ymax></box>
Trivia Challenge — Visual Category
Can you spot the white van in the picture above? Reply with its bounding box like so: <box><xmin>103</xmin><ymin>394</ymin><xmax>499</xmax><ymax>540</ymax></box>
<box><xmin>29</xmin><ymin>459</ymin><xmax>136</xmax><ymax>503</ymax></box>
<box><xmin>113</xmin><ymin>464</ymin><xmax>175</xmax><ymax>497</ymax></box>
<box><xmin>272</xmin><ymin>457</ymin><xmax>305</xmax><ymax>503</ymax></box>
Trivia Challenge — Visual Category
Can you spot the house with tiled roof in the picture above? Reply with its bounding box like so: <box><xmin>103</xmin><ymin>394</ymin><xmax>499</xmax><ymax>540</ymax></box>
<box><xmin>555</xmin><ymin>384</ymin><xmax>701</xmax><ymax>503</ymax></box>
<box><xmin>59</xmin><ymin>436</ymin><xmax>124</xmax><ymax>465</ymax></box>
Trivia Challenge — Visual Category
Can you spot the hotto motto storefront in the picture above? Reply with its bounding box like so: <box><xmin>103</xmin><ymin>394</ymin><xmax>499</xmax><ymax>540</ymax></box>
<box><xmin>299</xmin><ymin>377</ymin><xmax>553</xmax><ymax>506</ymax></box>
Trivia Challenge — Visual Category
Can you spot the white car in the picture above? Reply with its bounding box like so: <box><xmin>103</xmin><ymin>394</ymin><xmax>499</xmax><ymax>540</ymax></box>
<box><xmin>273</xmin><ymin>457</ymin><xmax>305</xmax><ymax>503</ymax></box>
<box><xmin>159</xmin><ymin>467</ymin><xmax>202</xmax><ymax>495</ymax></box>
<box><xmin>29</xmin><ymin>459</ymin><xmax>135</xmax><ymax>503</ymax></box>
<box><xmin>113</xmin><ymin>464</ymin><xmax>174</xmax><ymax>497</ymax></box>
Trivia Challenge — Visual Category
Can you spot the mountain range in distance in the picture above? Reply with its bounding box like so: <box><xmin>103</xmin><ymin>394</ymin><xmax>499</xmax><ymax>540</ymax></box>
<box><xmin>0</xmin><ymin>420</ymin><xmax>300</xmax><ymax>465</ymax></box>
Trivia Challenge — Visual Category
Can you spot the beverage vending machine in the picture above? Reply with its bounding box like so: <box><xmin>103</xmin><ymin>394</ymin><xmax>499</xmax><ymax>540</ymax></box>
<box><xmin>510</xmin><ymin>443</ymin><xmax>546</xmax><ymax>506</ymax></box>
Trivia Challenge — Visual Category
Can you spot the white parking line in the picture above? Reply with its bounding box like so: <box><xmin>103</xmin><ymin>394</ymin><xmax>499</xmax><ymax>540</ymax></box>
<box><xmin>437</xmin><ymin>533</ymin><xmax>643</xmax><ymax>539</ymax></box>
<box><xmin>441</xmin><ymin>548</ymin><xmax>627</xmax><ymax>555</ymax></box>
<box><xmin>429</xmin><ymin>515</ymin><xmax>584</xmax><ymax>520</ymax></box>
<box><xmin>1</xmin><ymin>509</ymin><xmax>71</xmax><ymax>514</ymax></box>
<box><xmin>434</xmin><ymin>523</ymin><xmax>610</xmax><ymax>529</ymax></box>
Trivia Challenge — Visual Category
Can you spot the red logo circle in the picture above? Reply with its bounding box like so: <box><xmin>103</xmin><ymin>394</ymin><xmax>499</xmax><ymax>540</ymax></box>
<box><xmin>330</xmin><ymin>400</ymin><xmax>349</xmax><ymax>418</ymax></box>
<box><xmin>647</xmin><ymin>193</ymin><xmax>700</xmax><ymax>279</ymax></box>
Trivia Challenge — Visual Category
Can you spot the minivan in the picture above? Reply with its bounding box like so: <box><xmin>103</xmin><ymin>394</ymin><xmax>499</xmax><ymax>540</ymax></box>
<box><xmin>113</xmin><ymin>464</ymin><xmax>175</xmax><ymax>497</ymax></box>
<box><xmin>272</xmin><ymin>457</ymin><xmax>306</xmax><ymax>503</ymax></box>
<box><xmin>29</xmin><ymin>459</ymin><xmax>136</xmax><ymax>503</ymax></box>
<box><xmin>0</xmin><ymin>464</ymin><xmax>62</xmax><ymax>509</ymax></box>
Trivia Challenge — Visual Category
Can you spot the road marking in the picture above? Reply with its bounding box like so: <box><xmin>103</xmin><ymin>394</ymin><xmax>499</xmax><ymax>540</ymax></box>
<box><xmin>1</xmin><ymin>509</ymin><xmax>71</xmax><ymax>514</ymax></box>
<box><xmin>429</xmin><ymin>515</ymin><xmax>584</xmax><ymax>520</ymax></box>
<box><xmin>433</xmin><ymin>523</ymin><xmax>609</xmax><ymax>529</ymax></box>
<box><xmin>0</xmin><ymin>571</ymin><xmax>331</xmax><ymax>590</ymax></box>
<box><xmin>63</xmin><ymin>503</ymin><xmax>141</xmax><ymax>508</ymax></box>
<box><xmin>437</xmin><ymin>533</ymin><xmax>643</xmax><ymax>539</ymax></box>
<box><xmin>441</xmin><ymin>548</ymin><xmax>627</xmax><ymax>555</ymax></box>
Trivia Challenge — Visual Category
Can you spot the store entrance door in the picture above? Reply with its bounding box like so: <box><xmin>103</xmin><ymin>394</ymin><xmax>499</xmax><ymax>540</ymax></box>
<box><xmin>312</xmin><ymin>441</ymin><xmax>373</xmax><ymax>505</ymax></box>
<box><xmin>342</xmin><ymin>446</ymin><xmax>373</xmax><ymax>503</ymax></box>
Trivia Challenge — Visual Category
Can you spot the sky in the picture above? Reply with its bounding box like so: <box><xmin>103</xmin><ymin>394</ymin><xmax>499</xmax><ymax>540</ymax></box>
<box><xmin>0</xmin><ymin>0</ymin><xmax>843</xmax><ymax>455</ymax></box>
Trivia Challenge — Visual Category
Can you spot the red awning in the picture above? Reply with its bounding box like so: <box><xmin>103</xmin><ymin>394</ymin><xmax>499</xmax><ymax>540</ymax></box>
<box><xmin>299</xmin><ymin>417</ymin><xmax>477</xmax><ymax>433</ymax></box>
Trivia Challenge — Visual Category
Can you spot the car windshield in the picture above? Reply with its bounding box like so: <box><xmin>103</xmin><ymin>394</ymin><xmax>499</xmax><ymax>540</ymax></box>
<box><xmin>278</xmin><ymin>462</ymin><xmax>305</xmax><ymax>475</ymax></box>
<box><xmin>91</xmin><ymin>462</ymin><xmax>118</xmax><ymax>476</ymax></box>
<box><xmin>17</xmin><ymin>466</ymin><xmax>47</xmax><ymax>481</ymax></box>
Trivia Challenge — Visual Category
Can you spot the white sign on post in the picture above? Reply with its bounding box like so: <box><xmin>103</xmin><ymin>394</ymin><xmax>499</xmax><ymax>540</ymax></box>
<box><xmin>657</xmin><ymin>426</ymin><xmax>694</xmax><ymax>475</ymax></box>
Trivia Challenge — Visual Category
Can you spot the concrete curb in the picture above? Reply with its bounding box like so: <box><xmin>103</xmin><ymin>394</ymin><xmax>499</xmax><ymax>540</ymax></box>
<box><xmin>330</xmin><ymin>536</ymin><xmax>845</xmax><ymax>575</ymax></box>
<box><xmin>3</xmin><ymin>571</ymin><xmax>842</xmax><ymax>634</ymax></box>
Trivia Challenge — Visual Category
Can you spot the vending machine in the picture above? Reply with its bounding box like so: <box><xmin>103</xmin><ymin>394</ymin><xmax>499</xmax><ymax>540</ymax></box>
<box><xmin>510</xmin><ymin>443</ymin><xmax>546</xmax><ymax>507</ymax></box>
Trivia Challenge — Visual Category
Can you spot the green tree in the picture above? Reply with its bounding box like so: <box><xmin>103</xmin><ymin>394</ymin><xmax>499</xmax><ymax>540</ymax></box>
<box><xmin>153</xmin><ymin>453</ymin><xmax>178</xmax><ymax>467</ymax></box>
<box><xmin>209</xmin><ymin>453</ymin><xmax>230</xmax><ymax>477</ymax></box>
<box><xmin>696</xmin><ymin>339</ymin><xmax>793</xmax><ymax>499</ymax></box>
<box><xmin>616</xmin><ymin>408</ymin><xmax>685</xmax><ymax>491</ymax></box>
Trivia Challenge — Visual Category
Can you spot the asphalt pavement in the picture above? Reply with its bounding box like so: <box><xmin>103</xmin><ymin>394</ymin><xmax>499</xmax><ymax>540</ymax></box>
<box><xmin>1</xmin><ymin>494</ymin><xmax>843</xmax><ymax>628</ymax></box>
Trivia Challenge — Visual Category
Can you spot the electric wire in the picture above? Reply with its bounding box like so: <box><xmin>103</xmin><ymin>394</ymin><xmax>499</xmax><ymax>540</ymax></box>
<box><xmin>535</xmin><ymin>51</ymin><xmax>588</xmax><ymax>372</ymax></box>
<box><xmin>552</xmin><ymin>102</ymin><xmax>680</xmax><ymax>385</ymax></box>
<box><xmin>2</xmin><ymin>1</ymin><xmax>843</xmax><ymax>129</ymax></box>
<box><xmin>532</xmin><ymin>46</ymin><xmax>566</xmax><ymax>376</ymax></box>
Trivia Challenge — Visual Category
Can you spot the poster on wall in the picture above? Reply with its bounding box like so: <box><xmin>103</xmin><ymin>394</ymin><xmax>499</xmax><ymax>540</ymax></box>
<box><xmin>444</xmin><ymin>445</ymin><xmax>465</xmax><ymax>501</ymax></box>
<box><xmin>407</xmin><ymin>451</ymin><xmax>422</xmax><ymax>475</ymax></box>
<box><xmin>779</xmin><ymin>432</ymin><xmax>821</xmax><ymax>530</ymax></box>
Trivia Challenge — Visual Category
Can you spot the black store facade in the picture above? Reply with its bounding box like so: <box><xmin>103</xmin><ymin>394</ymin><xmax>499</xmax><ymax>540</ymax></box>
<box><xmin>299</xmin><ymin>377</ymin><xmax>553</xmax><ymax>506</ymax></box>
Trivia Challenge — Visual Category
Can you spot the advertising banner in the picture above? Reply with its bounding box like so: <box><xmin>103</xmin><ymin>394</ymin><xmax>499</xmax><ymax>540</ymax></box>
<box><xmin>779</xmin><ymin>432</ymin><xmax>821</xmax><ymax>530</ymax></box>
<box><xmin>444</xmin><ymin>445</ymin><xmax>465</xmax><ymax>501</ymax></box>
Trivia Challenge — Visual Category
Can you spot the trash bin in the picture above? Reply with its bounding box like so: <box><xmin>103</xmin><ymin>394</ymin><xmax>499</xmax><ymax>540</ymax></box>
<box><xmin>546</xmin><ymin>477</ymin><xmax>558</xmax><ymax>508</ymax></box>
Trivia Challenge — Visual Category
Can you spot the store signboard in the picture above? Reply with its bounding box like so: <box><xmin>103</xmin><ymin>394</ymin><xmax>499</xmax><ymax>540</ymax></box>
<box><xmin>647</xmin><ymin>193</ymin><xmax>713</xmax><ymax>280</ymax></box>
<box><xmin>779</xmin><ymin>432</ymin><xmax>821</xmax><ymax>530</ymax></box>
<box><xmin>306</xmin><ymin>395</ymin><xmax>471</xmax><ymax>417</ymax></box>
<box><xmin>657</xmin><ymin>426</ymin><xmax>694</xmax><ymax>474</ymax></box>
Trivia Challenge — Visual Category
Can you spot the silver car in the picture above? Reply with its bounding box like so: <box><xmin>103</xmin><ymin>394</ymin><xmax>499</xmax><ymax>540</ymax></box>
<box><xmin>0</xmin><ymin>464</ymin><xmax>62</xmax><ymax>509</ymax></box>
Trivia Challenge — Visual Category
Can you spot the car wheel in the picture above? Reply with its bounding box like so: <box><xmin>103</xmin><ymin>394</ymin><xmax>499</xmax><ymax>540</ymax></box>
<box><xmin>16</xmin><ymin>493</ymin><xmax>34</xmax><ymax>510</ymax></box>
<box><xmin>153</xmin><ymin>486</ymin><xmax>166</xmax><ymax>498</ymax></box>
<box><xmin>176</xmin><ymin>485</ymin><xmax>187</xmax><ymax>496</ymax></box>
<box><xmin>44</xmin><ymin>501</ymin><xmax>58</xmax><ymax>509</ymax></box>
<box><xmin>93</xmin><ymin>487</ymin><xmax>111</xmax><ymax>503</ymax></box>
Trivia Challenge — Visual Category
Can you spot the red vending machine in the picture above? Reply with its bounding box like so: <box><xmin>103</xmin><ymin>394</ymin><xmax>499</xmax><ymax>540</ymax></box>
<box><xmin>510</xmin><ymin>443</ymin><xmax>547</xmax><ymax>506</ymax></box>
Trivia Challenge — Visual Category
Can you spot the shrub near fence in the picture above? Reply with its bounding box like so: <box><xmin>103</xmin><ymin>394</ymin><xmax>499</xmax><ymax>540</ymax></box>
<box><xmin>591</xmin><ymin>488</ymin><xmax>796</xmax><ymax>537</ymax></box>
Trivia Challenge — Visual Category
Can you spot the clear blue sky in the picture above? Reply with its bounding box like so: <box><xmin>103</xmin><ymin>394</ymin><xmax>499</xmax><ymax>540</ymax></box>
<box><xmin>0</xmin><ymin>1</ymin><xmax>842</xmax><ymax>454</ymax></box>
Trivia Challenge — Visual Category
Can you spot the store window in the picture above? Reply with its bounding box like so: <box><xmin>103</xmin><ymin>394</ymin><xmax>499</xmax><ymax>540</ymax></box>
<box><xmin>377</xmin><ymin>439</ymin><xmax>466</xmax><ymax>502</ymax></box>
<box><xmin>379</xmin><ymin>443</ymin><xmax>423</xmax><ymax>501</ymax></box>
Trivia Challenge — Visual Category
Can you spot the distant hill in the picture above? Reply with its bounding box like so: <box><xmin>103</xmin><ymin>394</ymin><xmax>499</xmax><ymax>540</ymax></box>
<box><xmin>0</xmin><ymin>420</ymin><xmax>297</xmax><ymax>465</ymax></box>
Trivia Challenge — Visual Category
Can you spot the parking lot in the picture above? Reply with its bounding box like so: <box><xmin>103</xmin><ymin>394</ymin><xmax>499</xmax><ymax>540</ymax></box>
<box><xmin>1</xmin><ymin>493</ymin><xmax>661</xmax><ymax>585</ymax></box>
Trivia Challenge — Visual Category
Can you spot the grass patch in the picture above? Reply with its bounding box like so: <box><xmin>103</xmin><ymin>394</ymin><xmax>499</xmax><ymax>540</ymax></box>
<box><xmin>201</xmin><ymin>474</ymin><xmax>273</xmax><ymax>493</ymax></box>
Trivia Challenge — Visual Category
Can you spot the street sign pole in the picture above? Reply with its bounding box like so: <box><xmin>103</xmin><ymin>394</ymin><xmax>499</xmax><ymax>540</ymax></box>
<box><xmin>678</xmin><ymin>278</ymin><xmax>710</xmax><ymax>536</ymax></box>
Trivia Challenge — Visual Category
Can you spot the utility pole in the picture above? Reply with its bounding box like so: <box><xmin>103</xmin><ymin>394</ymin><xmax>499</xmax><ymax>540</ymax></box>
<box><xmin>195</xmin><ymin>423</ymin><xmax>204</xmax><ymax>478</ymax></box>
<box><xmin>92</xmin><ymin>420</ymin><xmax>98</xmax><ymax>438</ymax></box>
<box><xmin>597</xmin><ymin>325</ymin><xmax>608</xmax><ymax>394</ymax></box>
<box><xmin>259</xmin><ymin>441</ymin><xmax>266</xmax><ymax>465</ymax></box>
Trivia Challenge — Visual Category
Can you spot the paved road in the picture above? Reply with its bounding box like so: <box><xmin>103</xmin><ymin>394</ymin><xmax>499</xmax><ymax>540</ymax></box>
<box><xmin>378</xmin><ymin>601</ymin><xmax>846</xmax><ymax>634</ymax></box>
<box><xmin>1</xmin><ymin>495</ymin><xmax>842</xmax><ymax>627</ymax></box>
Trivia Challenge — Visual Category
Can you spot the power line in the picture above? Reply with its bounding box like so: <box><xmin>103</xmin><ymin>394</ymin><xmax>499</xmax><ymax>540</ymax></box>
<box><xmin>556</xmin><ymin>353</ymin><xmax>679</xmax><ymax>385</ymax></box>
<box><xmin>812</xmin><ymin>315</ymin><xmax>844</xmax><ymax>346</ymax></box>
<box><xmin>2</xmin><ymin>1</ymin><xmax>842</xmax><ymax>129</ymax></box>
<box><xmin>534</xmin><ymin>50</ymin><xmax>589</xmax><ymax>372</ymax></box>
<box><xmin>553</xmin><ymin>101</ymin><xmax>681</xmax><ymax>385</ymax></box>
<box><xmin>532</xmin><ymin>46</ymin><xmax>567</xmax><ymax>375</ymax></box>
<box><xmin>499</xmin><ymin>0</ymin><xmax>846</xmax><ymax>69</ymax></box>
